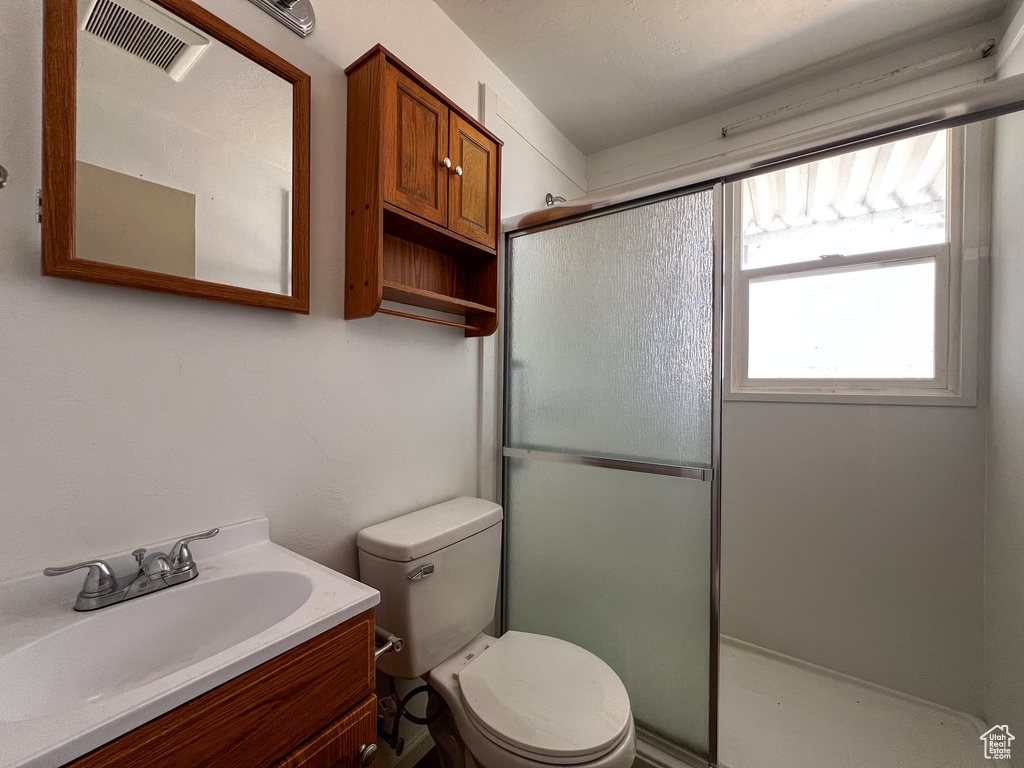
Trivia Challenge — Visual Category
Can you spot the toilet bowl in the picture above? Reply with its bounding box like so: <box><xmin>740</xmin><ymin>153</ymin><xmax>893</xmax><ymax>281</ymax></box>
<box><xmin>357</xmin><ymin>497</ymin><xmax>636</xmax><ymax>768</ymax></box>
<box><xmin>426</xmin><ymin>632</ymin><xmax>635</xmax><ymax>768</ymax></box>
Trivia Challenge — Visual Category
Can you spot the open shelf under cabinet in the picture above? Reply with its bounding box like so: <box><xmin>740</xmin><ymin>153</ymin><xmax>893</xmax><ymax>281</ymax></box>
<box><xmin>382</xmin><ymin>281</ymin><xmax>495</xmax><ymax>316</ymax></box>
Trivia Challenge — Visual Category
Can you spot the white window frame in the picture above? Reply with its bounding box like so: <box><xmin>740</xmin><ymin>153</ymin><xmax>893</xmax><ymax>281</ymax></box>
<box><xmin>725</xmin><ymin>125</ymin><xmax>985</xmax><ymax>406</ymax></box>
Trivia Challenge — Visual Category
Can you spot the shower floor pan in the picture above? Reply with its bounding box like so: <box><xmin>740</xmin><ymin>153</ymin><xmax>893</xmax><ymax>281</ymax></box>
<box><xmin>719</xmin><ymin>636</ymin><xmax>995</xmax><ymax>768</ymax></box>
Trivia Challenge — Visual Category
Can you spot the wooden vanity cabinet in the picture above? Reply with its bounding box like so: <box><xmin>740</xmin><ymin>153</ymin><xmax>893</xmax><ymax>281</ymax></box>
<box><xmin>346</xmin><ymin>45</ymin><xmax>502</xmax><ymax>337</ymax></box>
<box><xmin>273</xmin><ymin>697</ymin><xmax>377</xmax><ymax>768</ymax></box>
<box><xmin>63</xmin><ymin>609</ymin><xmax>377</xmax><ymax>768</ymax></box>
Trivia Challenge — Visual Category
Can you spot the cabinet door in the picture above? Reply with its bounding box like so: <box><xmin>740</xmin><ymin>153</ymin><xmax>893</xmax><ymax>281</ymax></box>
<box><xmin>273</xmin><ymin>696</ymin><xmax>378</xmax><ymax>768</ymax></box>
<box><xmin>448</xmin><ymin>114</ymin><xmax>498</xmax><ymax>248</ymax></box>
<box><xmin>383</xmin><ymin>64</ymin><xmax>448</xmax><ymax>226</ymax></box>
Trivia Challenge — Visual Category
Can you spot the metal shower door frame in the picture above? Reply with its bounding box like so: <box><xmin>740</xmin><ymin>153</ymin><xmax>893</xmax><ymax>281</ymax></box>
<box><xmin>498</xmin><ymin>182</ymin><xmax>725</xmax><ymax>768</ymax></box>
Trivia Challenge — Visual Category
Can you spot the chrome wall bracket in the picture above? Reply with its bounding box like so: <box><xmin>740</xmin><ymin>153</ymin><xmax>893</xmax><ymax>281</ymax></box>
<box><xmin>0</xmin><ymin>164</ymin><xmax>8</xmax><ymax>190</ymax></box>
<box><xmin>375</xmin><ymin>626</ymin><xmax>405</xmax><ymax>661</ymax></box>
<box><xmin>246</xmin><ymin>0</ymin><xmax>315</xmax><ymax>38</ymax></box>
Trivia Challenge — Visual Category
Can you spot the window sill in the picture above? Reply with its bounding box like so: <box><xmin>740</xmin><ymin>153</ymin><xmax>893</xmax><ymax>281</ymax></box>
<box><xmin>725</xmin><ymin>387</ymin><xmax>977</xmax><ymax>407</ymax></box>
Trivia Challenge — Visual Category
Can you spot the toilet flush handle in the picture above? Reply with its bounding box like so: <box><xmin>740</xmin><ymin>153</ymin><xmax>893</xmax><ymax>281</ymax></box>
<box><xmin>407</xmin><ymin>563</ymin><xmax>434</xmax><ymax>580</ymax></box>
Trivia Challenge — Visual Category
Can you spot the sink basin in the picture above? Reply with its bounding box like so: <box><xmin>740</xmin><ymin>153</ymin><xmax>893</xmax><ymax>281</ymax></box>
<box><xmin>0</xmin><ymin>571</ymin><xmax>312</xmax><ymax>722</ymax></box>
<box><xmin>0</xmin><ymin>518</ymin><xmax>379</xmax><ymax>768</ymax></box>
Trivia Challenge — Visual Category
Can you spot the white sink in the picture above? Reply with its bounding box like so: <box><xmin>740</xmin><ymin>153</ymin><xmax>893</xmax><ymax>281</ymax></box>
<box><xmin>0</xmin><ymin>571</ymin><xmax>312</xmax><ymax>722</ymax></box>
<box><xmin>0</xmin><ymin>519</ymin><xmax>379</xmax><ymax>768</ymax></box>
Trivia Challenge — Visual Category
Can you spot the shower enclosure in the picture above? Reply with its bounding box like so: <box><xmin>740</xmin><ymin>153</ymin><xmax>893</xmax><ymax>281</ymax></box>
<box><xmin>502</xmin><ymin>187</ymin><xmax>723</xmax><ymax>765</ymax></box>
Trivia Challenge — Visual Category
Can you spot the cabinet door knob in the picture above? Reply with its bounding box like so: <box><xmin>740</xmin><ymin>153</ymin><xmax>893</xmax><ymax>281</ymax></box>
<box><xmin>455</xmin><ymin>165</ymin><xmax>463</xmax><ymax>176</ymax></box>
<box><xmin>442</xmin><ymin>157</ymin><xmax>452</xmax><ymax>169</ymax></box>
<box><xmin>358</xmin><ymin>743</ymin><xmax>378</xmax><ymax>766</ymax></box>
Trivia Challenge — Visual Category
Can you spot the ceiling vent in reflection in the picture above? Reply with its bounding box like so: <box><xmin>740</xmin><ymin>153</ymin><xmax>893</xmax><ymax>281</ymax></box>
<box><xmin>82</xmin><ymin>0</ymin><xmax>209</xmax><ymax>81</ymax></box>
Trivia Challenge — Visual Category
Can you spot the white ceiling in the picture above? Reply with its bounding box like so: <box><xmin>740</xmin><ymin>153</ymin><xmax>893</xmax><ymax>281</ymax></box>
<box><xmin>434</xmin><ymin>0</ymin><xmax>1008</xmax><ymax>154</ymax></box>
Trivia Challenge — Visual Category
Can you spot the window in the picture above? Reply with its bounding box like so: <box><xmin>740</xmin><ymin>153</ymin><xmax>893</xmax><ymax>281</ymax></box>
<box><xmin>726</xmin><ymin>127</ymin><xmax>979</xmax><ymax>404</ymax></box>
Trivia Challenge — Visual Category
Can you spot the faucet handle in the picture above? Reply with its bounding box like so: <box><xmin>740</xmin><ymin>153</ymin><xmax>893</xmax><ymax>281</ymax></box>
<box><xmin>44</xmin><ymin>560</ymin><xmax>118</xmax><ymax>597</ymax></box>
<box><xmin>168</xmin><ymin>528</ymin><xmax>219</xmax><ymax>572</ymax></box>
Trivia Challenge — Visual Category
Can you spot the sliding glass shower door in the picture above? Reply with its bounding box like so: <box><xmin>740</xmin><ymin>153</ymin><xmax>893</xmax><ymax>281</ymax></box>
<box><xmin>503</xmin><ymin>188</ymin><xmax>720</xmax><ymax>759</ymax></box>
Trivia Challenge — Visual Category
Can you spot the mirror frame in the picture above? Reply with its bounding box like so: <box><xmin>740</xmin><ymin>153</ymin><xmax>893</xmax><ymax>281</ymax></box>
<box><xmin>41</xmin><ymin>0</ymin><xmax>311</xmax><ymax>313</ymax></box>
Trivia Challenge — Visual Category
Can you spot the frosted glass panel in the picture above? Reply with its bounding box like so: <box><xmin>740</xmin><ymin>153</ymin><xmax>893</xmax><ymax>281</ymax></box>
<box><xmin>506</xmin><ymin>458</ymin><xmax>711</xmax><ymax>754</ymax></box>
<box><xmin>507</xmin><ymin>192</ymin><xmax>714</xmax><ymax>466</ymax></box>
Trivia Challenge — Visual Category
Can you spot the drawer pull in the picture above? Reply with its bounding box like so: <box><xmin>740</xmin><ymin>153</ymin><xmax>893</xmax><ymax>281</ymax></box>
<box><xmin>359</xmin><ymin>743</ymin><xmax>378</xmax><ymax>766</ymax></box>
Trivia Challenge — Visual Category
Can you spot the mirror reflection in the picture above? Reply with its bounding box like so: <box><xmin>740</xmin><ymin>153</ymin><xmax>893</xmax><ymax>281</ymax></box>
<box><xmin>76</xmin><ymin>0</ymin><xmax>294</xmax><ymax>295</ymax></box>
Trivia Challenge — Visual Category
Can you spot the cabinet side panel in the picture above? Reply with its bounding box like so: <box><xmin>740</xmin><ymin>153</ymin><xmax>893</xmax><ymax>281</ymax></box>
<box><xmin>465</xmin><ymin>254</ymin><xmax>498</xmax><ymax>337</ymax></box>
<box><xmin>345</xmin><ymin>54</ymin><xmax>385</xmax><ymax>319</ymax></box>
<box><xmin>466</xmin><ymin>143</ymin><xmax>500</xmax><ymax>338</ymax></box>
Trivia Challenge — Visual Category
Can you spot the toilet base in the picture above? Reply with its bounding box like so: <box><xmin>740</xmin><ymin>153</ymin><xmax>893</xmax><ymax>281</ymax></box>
<box><xmin>427</xmin><ymin>691</ymin><xmax>482</xmax><ymax>768</ymax></box>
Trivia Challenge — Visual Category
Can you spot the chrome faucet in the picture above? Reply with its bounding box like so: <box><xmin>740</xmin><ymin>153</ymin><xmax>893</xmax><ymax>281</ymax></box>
<box><xmin>44</xmin><ymin>528</ymin><xmax>219</xmax><ymax>611</ymax></box>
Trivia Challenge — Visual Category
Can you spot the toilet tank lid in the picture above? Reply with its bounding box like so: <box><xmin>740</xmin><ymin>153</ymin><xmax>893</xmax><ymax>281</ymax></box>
<box><xmin>357</xmin><ymin>497</ymin><xmax>503</xmax><ymax>562</ymax></box>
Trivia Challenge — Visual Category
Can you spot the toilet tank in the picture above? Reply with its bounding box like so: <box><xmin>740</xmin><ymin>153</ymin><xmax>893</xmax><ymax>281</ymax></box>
<box><xmin>357</xmin><ymin>497</ymin><xmax>503</xmax><ymax>679</ymax></box>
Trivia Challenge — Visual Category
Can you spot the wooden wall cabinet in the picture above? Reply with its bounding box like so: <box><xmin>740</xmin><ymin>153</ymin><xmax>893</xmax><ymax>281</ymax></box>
<box><xmin>345</xmin><ymin>45</ymin><xmax>502</xmax><ymax>337</ymax></box>
<box><xmin>64</xmin><ymin>610</ymin><xmax>377</xmax><ymax>768</ymax></box>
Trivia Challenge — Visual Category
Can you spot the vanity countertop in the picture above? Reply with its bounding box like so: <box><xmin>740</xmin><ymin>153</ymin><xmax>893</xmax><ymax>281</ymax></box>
<box><xmin>0</xmin><ymin>518</ymin><xmax>379</xmax><ymax>768</ymax></box>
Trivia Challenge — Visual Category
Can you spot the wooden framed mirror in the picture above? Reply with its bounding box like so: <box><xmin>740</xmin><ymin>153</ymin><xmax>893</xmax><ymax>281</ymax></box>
<box><xmin>41</xmin><ymin>0</ymin><xmax>310</xmax><ymax>312</ymax></box>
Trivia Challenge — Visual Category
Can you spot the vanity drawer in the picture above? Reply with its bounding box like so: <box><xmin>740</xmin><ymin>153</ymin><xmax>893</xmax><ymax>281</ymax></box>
<box><xmin>274</xmin><ymin>695</ymin><xmax>377</xmax><ymax>768</ymax></box>
<box><xmin>64</xmin><ymin>608</ymin><xmax>374</xmax><ymax>768</ymax></box>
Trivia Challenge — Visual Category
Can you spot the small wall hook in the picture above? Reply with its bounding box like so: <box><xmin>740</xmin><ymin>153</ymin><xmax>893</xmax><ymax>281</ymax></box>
<box><xmin>545</xmin><ymin>193</ymin><xmax>566</xmax><ymax>207</ymax></box>
<box><xmin>0</xmin><ymin>164</ymin><xmax>8</xmax><ymax>190</ymax></box>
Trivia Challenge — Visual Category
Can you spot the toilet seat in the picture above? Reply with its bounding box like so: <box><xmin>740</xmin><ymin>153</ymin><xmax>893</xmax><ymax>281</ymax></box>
<box><xmin>455</xmin><ymin>632</ymin><xmax>632</xmax><ymax>765</ymax></box>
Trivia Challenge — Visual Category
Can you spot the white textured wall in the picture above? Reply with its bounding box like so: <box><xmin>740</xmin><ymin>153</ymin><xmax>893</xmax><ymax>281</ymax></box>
<box><xmin>985</xmin><ymin>30</ymin><xmax>1024</xmax><ymax>737</ymax></box>
<box><xmin>0</xmin><ymin>0</ymin><xmax>580</xmax><ymax>587</ymax></box>
<box><xmin>721</xmin><ymin>401</ymin><xmax>987</xmax><ymax>715</ymax></box>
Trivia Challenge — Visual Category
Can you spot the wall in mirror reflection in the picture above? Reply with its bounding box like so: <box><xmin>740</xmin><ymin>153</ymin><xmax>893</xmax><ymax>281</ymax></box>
<box><xmin>76</xmin><ymin>0</ymin><xmax>293</xmax><ymax>295</ymax></box>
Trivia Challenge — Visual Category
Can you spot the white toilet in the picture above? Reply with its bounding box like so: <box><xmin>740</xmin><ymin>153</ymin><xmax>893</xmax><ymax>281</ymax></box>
<box><xmin>357</xmin><ymin>497</ymin><xmax>636</xmax><ymax>768</ymax></box>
